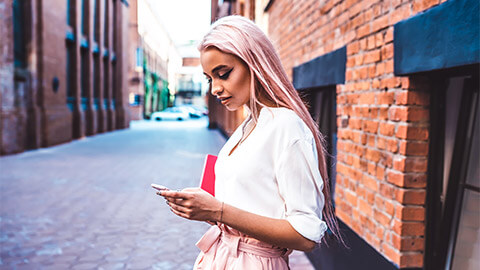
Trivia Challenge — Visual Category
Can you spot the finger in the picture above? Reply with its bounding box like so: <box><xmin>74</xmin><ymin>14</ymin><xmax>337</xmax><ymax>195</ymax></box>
<box><xmin>168</xmin><ymin>201</ymin><xmax>190</xmax><ymax>214</ymax></box>
<box><xmin>182</xmin><ymin>187</ymin><xmax>201</xmax><ymax>192</ymax></box>
<box><xmin>170</xmin><ymin>207</ymin><xmax>189</xmax><ymax>219</ymax></box>
<box><xmin>160</xmin><ymin>190</ymin><xmax>191</xmax><ymax>199</ymax></box>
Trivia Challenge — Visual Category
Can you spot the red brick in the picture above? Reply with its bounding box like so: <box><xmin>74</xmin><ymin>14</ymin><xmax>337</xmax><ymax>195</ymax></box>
<box><xmin>367</xmin><ymin>35</ymin><xmax>376</xmax><ymax>50</ymax></box>
<box><xmin>393</xmin><ymin>156</ymin><xmax>428</xmax><ymax>173</ymax></box>
<box><xmin>376</xmin><ymin>225</ymin><xmax>385</xmax><ymax>240</ymax></box>
<box><xmin>396</xmin><ymin>189</ymin><xmax>426</xmax><ymax>205</ymax></box>
<box><xmin>399</xmin><ymin>141</ymin><xmax>429</xmax><ymax>156</ymax></box>
<box><xmin>358</xmin><ymin>198</ymin><xmax>373</xmax><ymax>216</ymax></box>
<box><xmin>374</xmin><ymin>208</ymin><xmax>392</xmax><ymax>227</ymax></box>
<box><xmin>382</xmin><ymin>242</ymin><xmax>401</xmax><ymax>265</ymax></box>
<box><xmin>368</xmin><ymin>65</ymin><xmax>376</xmax><ymax>78</ymax></box>
<box><xmin>393</xmin><ymin>219</ymin><xmax>425</xmax><ymax>236</ymax></box>
<box><xmin>378</xmin><ymin>91</ymin><xmax>395</xmax><ymax>105</ymax></box>
<box><xmin>395</xmin><ymin>91</ymin><xmax>430</xmax><ymax>106</ymax></box>
<box><xmin>363</xmin><ymin>120</ymin><xmax>379</xmax><ymax>133</ymax></box>
<box><xmin>379</xmin><ymin>183</ymin><xmax>395</xmax><ymax>200</ymax></box>
<box><xmin>375</xmin><ymin>62</ymin><xmax>385</xmax><ymax>76</ymax></box>
<box><xmin>413</xmin><ymin>0</ymin><xmax>440</xmax><ymax>14</ymax></box>
<box><xmin>399</xmin><ymin>252</ymin><xmax>424</xmax><ymax>268</ymax></box>
<box><xmin>385</xmin><ymin>27</ymin><xmax>394</xmax><ymax>43</ymax></box>
<box><xmin>379</xmin><ymin>107</ymin><xmax>389</xmax><ymax>120</ymax></box>
<box><xmin>376</xmin><ymin>165</ymin><xmax>386</xmax><ymax>180</ymax></box>
<box><xmin>396</xmin><ymin>125</ymin><xmax>429</xmax><ymax>141</ymax></box>
<box><xmin>389</xmin><ymin>107</ymin><xmax>429</xmax><ymax>122</ymax></box>
<box><xmin>387</xmin><ymin>171</ymin><xmax>427</xmax><ymax>188</ymax></box>
<box><xmin>381</xmin><ymin>43</ymin><xmax>394</xmax><ymax>60</ymax></box>
<box><xmin>357</xmin><ymin>24</ymin><xmax>370</xmax><ymax>38</ymax></box>
<box><xmin>365</xmin><ymin>148</ymin><xmax>381</xmax><ymax>162</ymax></box>
<box><xmin>372</xmin><ymin>15</ymin><xmax>389</xmax><ymax>32</ymax></box>
<box><xmin>396</xmin><ymin>204</ymin><xmax>425</xmax><ymax>221</ymax></box>
<box><xmin>349</xmin><ymin>118</ymin><xmax>363</xmax><ymax>130</ymax></box>
<box><xmin>347</xmin><ymin>41</ymin><xmax>360</xmax><ymax>55</ymax></box>
<box><xmin>362</xmin><ymin>174</ymin><xmax>379</xmax><ymax>191</ymax></box>
<box><xmin>391</xmin><ymin>4</ymin><xmax>411</xmax><ymax>25</ymax></box>
<box><xmin>379</xmin><ymin>122</ymin><xmax>395</xmax><ymax>136</ymax></box>
<box><xmin>375</xmin><ymin>32</ymin><xmax>383</xmax><ymax>47</ymax></box>
<box><xmin>400</xmin><ymin>237</ymin><xmax>424</xmax><ymax>252</ymax></box>
<box><xmin>345</xmin><ymin>189</ymin><xmax>358</xmax><ymax>207</ymax></box>
<box><xmin>364</xmin><ymin>49</ymin><xmax>381</xmax><ymax>64</ymax></box>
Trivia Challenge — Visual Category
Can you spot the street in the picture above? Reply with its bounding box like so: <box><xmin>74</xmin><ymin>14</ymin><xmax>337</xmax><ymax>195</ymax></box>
<box><xmin>0</xmin><ymin>118</ymin><xmax>314</xmax><ymax>269</ymax></box>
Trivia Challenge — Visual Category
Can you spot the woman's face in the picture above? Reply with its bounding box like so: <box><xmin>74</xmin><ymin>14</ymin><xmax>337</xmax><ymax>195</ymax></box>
<box><xmin>200</xmin><ymin>47</ymin><xmax>251</xmax><ymax>111</ymax></box>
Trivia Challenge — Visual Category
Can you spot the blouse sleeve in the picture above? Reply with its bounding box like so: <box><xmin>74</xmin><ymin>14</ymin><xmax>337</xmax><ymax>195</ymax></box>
<box><xmin>275</xmin><ymin>138</ymin><xmax>328</xmax><ymax>243</ymax></box>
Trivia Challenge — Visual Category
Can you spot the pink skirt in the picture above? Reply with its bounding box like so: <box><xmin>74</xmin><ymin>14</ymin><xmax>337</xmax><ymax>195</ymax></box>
<box><xmin>194</xmin><ymin>224</ymin><xmax>292</xmax><ymax>269</ymax></box>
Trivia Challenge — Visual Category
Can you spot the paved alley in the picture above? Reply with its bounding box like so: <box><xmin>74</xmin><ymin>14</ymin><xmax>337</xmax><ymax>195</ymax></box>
<box><xmin>0</xmin><ymin>119</ymin><xmax>314</xmax><ymax>270</ymax></box>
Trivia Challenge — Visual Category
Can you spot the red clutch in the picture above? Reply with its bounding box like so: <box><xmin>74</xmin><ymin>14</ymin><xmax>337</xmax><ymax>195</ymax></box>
<box><xmin>200</xmin><ymin>154</ymin><xmax>217</xmax><ymax>196</ymax></box>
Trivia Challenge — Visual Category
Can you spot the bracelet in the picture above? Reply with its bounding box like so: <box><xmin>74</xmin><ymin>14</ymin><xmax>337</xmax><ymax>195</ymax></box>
<box><xmin>220</xmin><ymin>202</ymin><xmax>224</xmax><ymax>223</ymax></box>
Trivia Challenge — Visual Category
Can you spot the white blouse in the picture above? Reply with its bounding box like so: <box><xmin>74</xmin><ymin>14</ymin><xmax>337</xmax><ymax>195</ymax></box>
<box><xmin>215</xmin><ymin>107</ymin><xmax>328</xmax><ymax>243</ymax></box>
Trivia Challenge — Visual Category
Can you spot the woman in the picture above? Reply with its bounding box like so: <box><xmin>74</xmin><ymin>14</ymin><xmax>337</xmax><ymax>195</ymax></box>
<box><xmin>158</xmin><ymin>15</ymin><xmax>343</xmax><ymax>269</ymax></box>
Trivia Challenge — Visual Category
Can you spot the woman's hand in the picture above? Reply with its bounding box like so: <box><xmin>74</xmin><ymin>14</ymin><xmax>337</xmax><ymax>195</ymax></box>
<box><xmin>158</xmin><ymin>188</ymin><xmax>223</xmax><ymax>223</ymax></box>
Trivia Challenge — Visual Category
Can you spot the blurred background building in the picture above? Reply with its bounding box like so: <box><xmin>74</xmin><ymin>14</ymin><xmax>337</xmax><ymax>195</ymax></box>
<box><xmin>1</xmin><ymin>0</ymin><xmax>131</xmax><ymax>155</ymax></box>
<box><xmin>127</xmin><ymin>0</ymin><xmax>182</xmax><ymax>120</ymax></box>
<box><xmin>175</xmin><ymin>43</ymin><xmax>210</xmax><ymax>107</ymax></box>
<box><xmin>210</xmin><ymin>0</ymin><xmax>479</xmax><ymax>269</ymax></box>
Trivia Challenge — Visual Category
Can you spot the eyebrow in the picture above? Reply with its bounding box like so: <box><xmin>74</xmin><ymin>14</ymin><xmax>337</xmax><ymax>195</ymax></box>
<box><xmin>211</xmin><ymin>65</ymin><xmax>229</xmax><ymax>74</ymax></box>
<box><xmin>203</xmin><ymin>65</ymin><xmax>229</xmax><ymax>77</ymax></box>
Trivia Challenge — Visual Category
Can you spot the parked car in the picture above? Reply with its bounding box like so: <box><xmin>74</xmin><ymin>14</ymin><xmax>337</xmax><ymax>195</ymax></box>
<box><xmin>151</xmin><ymin>107</ymin><xmax>190</xmax><ymax>121</ymax></box>
<box><xmin>177</xmin><ymin>105</ymin><xmax>208</xmax><ymax>118</ymax></box>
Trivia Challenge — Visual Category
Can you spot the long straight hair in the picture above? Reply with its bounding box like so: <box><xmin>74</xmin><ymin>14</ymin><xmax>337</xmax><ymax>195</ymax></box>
<box><xmin>199</xmin><ymin>15</ymin><xmax>343</xmax><ymax>245</ymax></box>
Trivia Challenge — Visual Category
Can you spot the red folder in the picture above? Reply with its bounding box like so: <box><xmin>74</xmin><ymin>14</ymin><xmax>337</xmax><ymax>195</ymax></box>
<box><xmin>200</xmin><ymin>154</ymin><xmax>217</xmax><ymax>196</ymax></box>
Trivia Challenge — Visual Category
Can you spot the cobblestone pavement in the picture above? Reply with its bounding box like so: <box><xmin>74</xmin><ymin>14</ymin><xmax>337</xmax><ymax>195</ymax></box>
<box><xmin>0</xmin><ymin>118</ymin><xmax>314</xmax><ymax>270</ymax></box>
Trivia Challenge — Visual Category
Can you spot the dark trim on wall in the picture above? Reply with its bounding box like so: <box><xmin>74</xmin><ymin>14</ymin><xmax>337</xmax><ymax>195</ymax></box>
<box><xmin>292</xmin><ymin>46</ymin><xmax>346</xmax><ymax>90</ymax></box>
<box><xmin>306</xmin><ymin>220</ymin><xmax>411</xmax><ymax>270</ymax></box>
<box><xmin>394</xmin><ymin>0</ymin><xmax>480</xmax><ymax>76</ymax></box>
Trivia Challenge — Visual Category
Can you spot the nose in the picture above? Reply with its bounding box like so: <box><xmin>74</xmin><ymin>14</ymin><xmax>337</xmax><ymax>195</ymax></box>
<box><xmin>210</xmin><ymin>80</ymin><xmax>223</xmax><ymax>97</ymax></box>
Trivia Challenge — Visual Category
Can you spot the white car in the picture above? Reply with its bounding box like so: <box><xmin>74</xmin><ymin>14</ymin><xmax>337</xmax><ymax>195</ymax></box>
<box><xmin>151</xmin><ymin>107</ymin><xmax>190</xmax><ymax>121</ymax></box>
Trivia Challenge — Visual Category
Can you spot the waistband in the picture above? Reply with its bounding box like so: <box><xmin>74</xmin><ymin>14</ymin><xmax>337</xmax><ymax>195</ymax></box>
<box><xmin>196</xmin><ymin>225</ymin><xmax>291</xmax><ymax>259</ymax></box>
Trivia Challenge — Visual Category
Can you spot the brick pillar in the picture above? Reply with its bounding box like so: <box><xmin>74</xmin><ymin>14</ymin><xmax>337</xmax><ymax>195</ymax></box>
<box><xmin>334</xmin><ymin>23</ymin><xmax>429</xmax><ymax>269</ymax></box>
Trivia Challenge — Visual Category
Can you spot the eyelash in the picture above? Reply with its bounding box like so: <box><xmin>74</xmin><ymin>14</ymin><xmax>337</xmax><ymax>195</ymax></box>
<box><xmin>206</xmin><ymin>68</ymin><xmax>233</xmax><ymax>84</ymax></box>
<box><xmin>219</xmin><ymin>69</ymin><xmax>233</xmax><ymax>80</ymax></box>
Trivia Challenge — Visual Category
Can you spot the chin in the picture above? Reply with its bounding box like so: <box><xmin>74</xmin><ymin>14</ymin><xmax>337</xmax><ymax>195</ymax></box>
<box><xmin>224</xmin><ymin>104</ymin><xmax>241</xmax><ymax>111</ymax></box>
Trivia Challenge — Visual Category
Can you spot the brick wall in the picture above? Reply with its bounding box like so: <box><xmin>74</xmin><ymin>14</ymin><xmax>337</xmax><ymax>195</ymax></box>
<box><xmin>0</xmin><ymin>0</ymin><xmax>22</xmax><ymax>155</ymax></box>
<box><xmin>182</xmin><ymin>57</ymin><xmax>201</xmax><ymax>67</ymax></box>
<box><xmin>266</xmin><ymin>0</ymin><xmax>448</xmax><ymax>268</ymax></box>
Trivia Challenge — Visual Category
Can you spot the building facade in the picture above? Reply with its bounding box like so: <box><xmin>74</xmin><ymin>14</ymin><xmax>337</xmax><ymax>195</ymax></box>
<box><xmin>127</xmin><ymin>0</ymin><xmax>182</xmax><ymax>120</ymax></box>
<box><xmin>209</xmin><ymin>0</ymin><xmax>479</xmax><ymax>269</ymax></box>
<box><xmin>0</xmin><ymin>0</ymin><xmax>131</xmax><ymax>155</ymax></box>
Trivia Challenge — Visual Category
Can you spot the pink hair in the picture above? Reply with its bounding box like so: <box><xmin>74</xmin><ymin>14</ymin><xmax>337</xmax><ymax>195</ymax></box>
<box><xmin>199</xmin><ymin>15</ymin><xmax>343</xmax><ymax>245</ymax></box>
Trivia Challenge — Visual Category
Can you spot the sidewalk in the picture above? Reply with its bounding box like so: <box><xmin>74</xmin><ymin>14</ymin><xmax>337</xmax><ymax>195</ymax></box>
<box><xmin>0</xmin><ymin>119</ymin><xmax>314</xmax><ymax>269</ymax></box>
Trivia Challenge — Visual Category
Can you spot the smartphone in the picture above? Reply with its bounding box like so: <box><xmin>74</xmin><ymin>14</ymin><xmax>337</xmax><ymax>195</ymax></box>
<box><xmin>151</xmin><ymin>183</ymin><xmax>170</xmax><ymax>192</ymax></box>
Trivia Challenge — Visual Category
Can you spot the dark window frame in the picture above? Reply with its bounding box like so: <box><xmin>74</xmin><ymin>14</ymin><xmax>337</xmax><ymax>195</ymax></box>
<box><xmin>301</xmin><ymin>85</ymin><xmax>338</xmax><ymax>199</ymax></box>
<box><xmin>13</xmin><ymin>0</ymin><xmax>28</xmax><ymax>69</ymax></box>
<box><xmin>425</xmin><ymin>64</ymin><xmax>480</xmax><ymax>270</ymax></box>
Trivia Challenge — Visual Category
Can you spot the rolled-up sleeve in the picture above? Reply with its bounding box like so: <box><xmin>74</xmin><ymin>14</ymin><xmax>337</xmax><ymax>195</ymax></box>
<box><xmin>275</xmin><ymin>138</ymin><xmax>328</xmax><ymax>243</ymax></box>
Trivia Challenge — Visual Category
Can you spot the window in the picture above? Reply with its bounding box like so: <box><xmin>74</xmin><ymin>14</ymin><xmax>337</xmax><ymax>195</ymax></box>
<box><xmin>103</xmin><ymin>57</ymin><xmax>109</xmax><ymax>104</ymax></box>
<box><xmin>13</xmin><ymin>0</ymin><xmax>27</xmax><ymax>69</ymax></box>
<box><xmin>81</xmin><ymin>0</ymin><xmax>88</xmax><ymax>36</ymax></box>
<box><xmin>80</xmin><ymin>48</ymin><xmax>89</xmax><ymax>98</ymax></box>
<box><xmin>66</xmin><ymin>43</ymin><xmax>75</xmax><ymax>101</ymax></box>
<box><xmin>67</xmin><ymin>0</ymin><xmax>74</xmax><ymax>27</ymax></box>
<box><xmin>426</xmin><ymin>67</ymin><xmax>479</xmax><ymax>270</ymax></box>
<box><xmin>304</xmin><ymin>86</ymin><xmax>337</xmax><ymax>198</ymax></box>
<box><xmin>103</xmin><ymin>0</ymin><xmax>109</xmax><ymax>46</ymax></box>
<box><xmin>111</xmin><ymin>60</ymin><xmax>116</xmax><ymax>107</ymax></box>
<box><xmin>93</xmin><ymin>0</ymin><xmax>99</xmax><ymax>42</ymax></box>
<box><xmin>112</xmin><ymin>0</ymin><xmax>117</xmax><ymax>53</ymax></box>
<box><xmin>93</xmin><ymin>55</ymin><xmax>100</xmax><ymax>103</ymax></box>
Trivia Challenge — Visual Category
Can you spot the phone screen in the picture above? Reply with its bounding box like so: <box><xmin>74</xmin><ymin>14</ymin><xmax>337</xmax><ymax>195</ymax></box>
<box><xmin>151</xmin><ymin>183</ymin><xmax>169</xmax><ymax>191</ymax></box>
